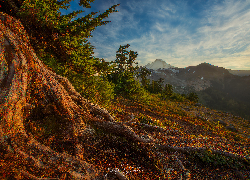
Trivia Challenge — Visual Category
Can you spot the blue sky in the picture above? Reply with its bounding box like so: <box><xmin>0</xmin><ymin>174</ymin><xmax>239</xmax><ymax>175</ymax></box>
<box><xmin>60</xmin><ymin>0</ymin><xmax>250</xmax><ymax>70</ymax></box>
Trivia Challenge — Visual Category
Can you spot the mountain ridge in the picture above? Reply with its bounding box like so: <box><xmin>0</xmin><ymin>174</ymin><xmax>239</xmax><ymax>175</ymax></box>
<box><xmin>142</xmin><ymin>60</ymin><xmax>250</xmax><ymax>120</ymax></box>
<box><xmin>143</xmin><ymin>59</ymin><xmax>250</xmax><ymax>76</ymax></box>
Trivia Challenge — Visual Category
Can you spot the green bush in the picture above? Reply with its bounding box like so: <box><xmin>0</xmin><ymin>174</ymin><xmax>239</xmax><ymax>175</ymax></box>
<box><xmin>170</xmin><ymin>93</ymin><xmax>186</xmax><ymax>102</ymax></box>
<box><xmin>187</xmin><ymin>92</ymin><xmax>199</xmax><ymax>103</ymax></box>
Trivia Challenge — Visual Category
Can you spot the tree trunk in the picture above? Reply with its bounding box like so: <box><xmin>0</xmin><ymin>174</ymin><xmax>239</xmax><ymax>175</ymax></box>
<box><xmin>0</xmin><ymin>11</ymin><xmax>97</xmax><ymax>179</ymax></box>
<box><xmin>0</xmin><ymin>12</ymin><xmax>149</xmax><ymax>179</ymax></box>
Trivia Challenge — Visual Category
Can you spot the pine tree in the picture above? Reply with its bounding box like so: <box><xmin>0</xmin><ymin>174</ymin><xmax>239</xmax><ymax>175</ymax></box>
<box><xmin>138</xmin><ymin>67</ymin><xmax>151</xmax><ymax>89</ymax></box>
<box><xmin>0</xmin><ymin>0</ymin><xmax>119</xmax><ymax>104</ymax></box>
<box><xmin>163</xmin><ymin>83</ymin><xmax>173</xmax><ymax>97</ymax></box>
<box><xmin>108</xmin><ymin>44</ymin><xmax>144</xmax><ymax>98</ymax></box>
<box><xmin>148</xmin><ymin>78</ymin><xmax>164</xmax><ymax>94</ymax></box>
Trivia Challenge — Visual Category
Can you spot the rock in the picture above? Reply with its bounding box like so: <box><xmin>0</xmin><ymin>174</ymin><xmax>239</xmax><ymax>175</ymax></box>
<box><xmin>106</xmin><ymin>168</ymin><xmax>128</xmax><ymax>180</ymax></box>
<box><xmin>226</xmin><ymin>125</ymin><xmax>238</xmax><ymax>132</ymax></box>
<box><xmin>212</xmin><ymin>119</ymin><xmax>227</xmax><ymax>126</ymax></box>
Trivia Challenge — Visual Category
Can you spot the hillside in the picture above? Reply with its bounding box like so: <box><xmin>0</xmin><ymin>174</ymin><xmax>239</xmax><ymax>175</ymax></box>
<box><xmin>97</xmin><ymin>96</ymin><xmax>250</xmax><ymax>179</ymax></box>
<box><xmin>144</xmin><ymin>61</ymin><xmax>250</xmax><ymax>120</ymax></box>
<box><xmin>2</xmin><ymin>93</ymin><xmax>250</xmax><ymax>179</ymax></box>
<box><xmin>1</xmin><ymin>2</ymin><xmax>250</xmax><ymax>180</ymax></box>
<box><xmin>228</xmin><ymin>70</ymin><xmax>250</xmax><ymax>77</ymax></box>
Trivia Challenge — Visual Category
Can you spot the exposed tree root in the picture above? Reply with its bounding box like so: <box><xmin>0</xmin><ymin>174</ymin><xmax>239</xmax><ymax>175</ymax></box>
<box><xmin>170</xmin><ymin>155</ymin><xmax>191</xmax><ymax>180</ymax></box>
<box><xmin>125</xmin><ymin>121</ymin><xmax>179</xmax><ymax>134</ymax></box>
<box><xmin>0</xmin><ymin>12</ymin><xmax>152</xmax><ymax>179</ymax></box>
<box><xmin>105</xmin><ymin>168</ymin><xmax>128</xmax><ymax>180</ymax></box>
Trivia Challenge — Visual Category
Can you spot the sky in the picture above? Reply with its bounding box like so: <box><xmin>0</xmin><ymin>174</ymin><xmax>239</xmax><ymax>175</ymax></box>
<box><xmin>59</xmin><ymin>0</ymin><xmax>250</xmax><ymax>70</ymax></box>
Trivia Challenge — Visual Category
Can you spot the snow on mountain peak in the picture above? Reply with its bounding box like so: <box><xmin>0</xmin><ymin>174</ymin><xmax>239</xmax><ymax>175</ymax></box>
<box><xmin>144</xmin><ymin>59</ymin><xmax>175</xmax><ymax>70</ymax></box>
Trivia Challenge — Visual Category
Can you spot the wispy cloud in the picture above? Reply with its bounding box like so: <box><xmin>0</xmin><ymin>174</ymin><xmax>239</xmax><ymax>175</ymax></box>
<box><xmin>68</xmin><ymin>0</ymin><xmax>250</xmax><ymax>70</ymax></box>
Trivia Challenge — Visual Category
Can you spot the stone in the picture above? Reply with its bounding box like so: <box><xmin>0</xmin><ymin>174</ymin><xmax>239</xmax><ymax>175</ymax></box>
<box><xmin>226</xmin><ymin>125</ymin><xmax>238</xmax><ymax>132</ymax></box>
<box><xmin>212</xmin><ymin>119</ymin><xmax>227</xmax><ymax>126</ymax></box>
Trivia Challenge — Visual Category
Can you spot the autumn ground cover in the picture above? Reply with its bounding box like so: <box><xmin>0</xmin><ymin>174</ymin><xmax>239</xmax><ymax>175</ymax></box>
<box><xmin>20</xmin><ymin>87</ymin><xmax>250</xmax><ymax>179</ymax></box>
<box><xmin>1</xmin><ymin>89</ymin><xmax>249</xmax><ymax>179</ymax></box>
<box><xmin>75</xmin><ymin>95</ymin><xmax>250</xmax><ymax>179</ymax></box>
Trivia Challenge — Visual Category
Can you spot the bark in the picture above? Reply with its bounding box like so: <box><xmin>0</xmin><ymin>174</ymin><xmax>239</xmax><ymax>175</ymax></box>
<box><xmin>0</xmin><ymin>11</ymin><xmax>97</xmax><ymax>179</ymax></box>
<box><xmin>0</xmin><ymin>11</ymin><xmax>150</xmax><ymax>179</ymax></box>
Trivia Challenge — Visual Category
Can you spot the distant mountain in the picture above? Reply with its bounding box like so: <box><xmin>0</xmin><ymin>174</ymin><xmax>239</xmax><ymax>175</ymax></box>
<box><xmin>144</xmin><ymin>59</ymin><xmax>175</xmax><ymax>70</ymax></box>
<box><xmin>176</xmin><ymin>63</ymin><xmax>233</xmax><ymax>80</ymax></box>
<box><xmin>227</xmin><ymin>69</ymin><xmax>250</xmax><ymax>77</ymax></box>
<box><xmin>143</xmin><ymin>61</ymin><xmax>250</xmax><ymax>120</ymax></box>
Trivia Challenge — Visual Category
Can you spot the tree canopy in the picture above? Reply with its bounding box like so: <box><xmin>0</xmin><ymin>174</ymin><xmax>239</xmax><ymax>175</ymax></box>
<box><xmin>0</xmin><ymin>0</ymin><xmax>120</xmax><ymax>105</ymax></box>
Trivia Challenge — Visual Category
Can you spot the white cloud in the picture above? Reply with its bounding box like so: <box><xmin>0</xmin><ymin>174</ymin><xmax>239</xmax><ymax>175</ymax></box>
<box><xmin>196</xmin><ymin>1</ymin><xmax>250</xmax><ymax>55</ymax></box>
<box><xmin>86</xmin><ymin>0</ymin><xmax>250</xmax><ymax>70</ymax></box>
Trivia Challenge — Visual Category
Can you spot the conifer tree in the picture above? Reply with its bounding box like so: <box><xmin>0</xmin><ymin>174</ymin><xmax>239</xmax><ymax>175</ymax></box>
<box><xmin>138</xmin><ymin>66</ymin><xmax>151</xmax><ymax>89</ymax></box>
<box><xmin>163</xmin><ymin>83</ymin><xmax>173</xmax><ymax>97</ymax></box>
<box><xmin>112</xmin><ymin>44</ymin><xmax>138</xmax><ymax>73</ymax></box>
<box><xmin>148</xmin><ymin>78</ymin><xmax>164</xmax><ymax>94</ymax></box>
<box><xmin>108</xmin><ymin>44</ymin><xmax>144</xmax><ymax>97</ymax></box>
<box><xmin>0</xmin><ymin>0</ymin><xmax>119</xmax><ymax>104</ymax></box>
<box><xmin>0</xmin><ymin>0</ymin><xmax>119</xmax><ymax>67</ymax></box>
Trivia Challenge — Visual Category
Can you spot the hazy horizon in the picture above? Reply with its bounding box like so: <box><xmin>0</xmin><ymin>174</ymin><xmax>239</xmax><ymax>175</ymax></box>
<box><xmin>141</xmin><ymin>59</ymin><xmax>250</xmax><ymax>70</ymax></box>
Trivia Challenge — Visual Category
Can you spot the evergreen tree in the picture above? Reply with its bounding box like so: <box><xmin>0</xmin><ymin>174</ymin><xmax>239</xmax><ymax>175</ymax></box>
<box><xmin>108</xmin><ymin>44</ymin><xmax>145</xmax><ymax>98</ymax></box>
<box><xmin>148</xmin><ymin>78</ymin><xmax>164</xmax><ymax>94</ymax></box>
<box><xmin>163</xmin><ymin>84</ymin><xmax>173</xmax><ymax>97</ymax></box>
<box><xmin>137</xmin><ymin>67</ymin><xmax>151</xmax><ymax>89</ymax></box>
<box><xmin>0</xmin><ymin>0</ymin><xmax>119</xmax><ymax>105</ymax></box>
<box><xmin>112</xmin><ymin>44</ymin><xmax>138</xmax><ymax>73</ymax></box>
